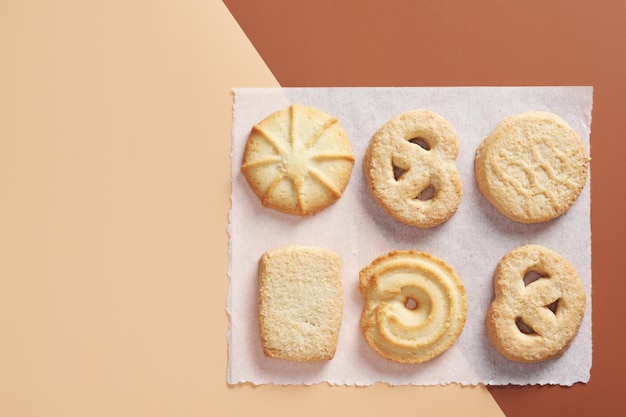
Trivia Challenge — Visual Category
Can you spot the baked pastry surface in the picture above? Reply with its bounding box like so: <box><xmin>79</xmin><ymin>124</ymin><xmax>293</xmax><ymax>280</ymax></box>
<box><xmin>359</xmin><ymin>250</ymin><xmax>467</xmax><ymax>364</ymax></box>
<box><xmin>475</xmin><ymin>111</ymin><xmax>589</xmax><ymax>223</ymax></box>
<box><xmin>258</xmin><ymin>245</ymin><xmax>344</xmax><ymax>361</ymax></box>
<box><xmin>242</xmin><ymin>104</ymin><xmax>355</xmax><ymax>216</ymax></box>
<box><xmin>364</xmin><ymin>109</ymin><xmax>462</xmax><ymax>228</ymax></box>
<box><xmin>486</xmin><ymin>244</ymin><xmax>586</xmax><ymax>363</ymax></box>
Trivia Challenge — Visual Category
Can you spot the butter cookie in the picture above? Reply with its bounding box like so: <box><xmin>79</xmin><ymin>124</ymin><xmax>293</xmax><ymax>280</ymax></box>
<box><xmin>475</xmin><ymin>111</ymin><xmax>589</xmax><ymax>223</ymax></box>
<box><xmin>258</xmin><ymin>245</ymin><xmax>344</xmax><ymax>361</ymax></box>
<box><xmin>359</xmin><ymin>250</ymin><xmax>467</xmax><ymax>364</ymax></box>
<box><xmin>364</xmin><ymin>109</ymin><xmax>462</xmax><ymax>228</ymax></box>
<box><xmin>486</xmin><ymin>244</ymin><xmax>586</xmax><ymax>363</ymax></box>
<box><xmin>242</xmin><ymin>104</ymin><xmax>355</xmax><ymax>216</ymax></box>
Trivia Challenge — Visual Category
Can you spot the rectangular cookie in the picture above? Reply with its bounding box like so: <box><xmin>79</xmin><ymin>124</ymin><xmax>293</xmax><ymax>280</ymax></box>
<box><xmin>258</xmin><ymin>245</ymin><xmax>343</xmax><ymax>361</ymax></box>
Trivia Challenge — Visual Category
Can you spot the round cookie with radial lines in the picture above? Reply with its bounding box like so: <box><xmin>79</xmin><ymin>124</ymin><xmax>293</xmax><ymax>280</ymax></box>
<box><xmin>359</xmin><ymin>250</ymin><xmax>467</xmax><ymax>364</ymax></box>
<box><xmin>241</xmin><ymin>104</ymin><xmax>355</xmax><ymax>216</ymax></box>
<box><xmin>475</xmin><ymin>111</ymin><xmax>589</xmax><ymax>223</ymax></box>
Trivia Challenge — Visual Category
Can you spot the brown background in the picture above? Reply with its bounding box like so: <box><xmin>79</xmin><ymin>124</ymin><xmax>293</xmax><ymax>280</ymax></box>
<box><xmin>223</xmin><ymin>0</ymin><xmax>626</xmax><ymax>415</ymax></box>
<box><xmin>1</xmin><ymin>0</ymin><xmax>624</xmax><ymax>416</ymax></box>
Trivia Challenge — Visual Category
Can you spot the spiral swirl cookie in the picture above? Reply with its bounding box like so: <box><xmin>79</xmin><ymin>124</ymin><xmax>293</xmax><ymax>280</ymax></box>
<box><xmin>486</xmin><ymin>245</ymin><xmax>586</xmax><ymax>363</ymax></box>
<box><xmin>241</xmin><ymin>104</ymin><xmax>355</xmax><ymax>216</ymax></box>
<box><xmin>364</xmin><ymin>109</ymin><xmax>462</xmax><ymax>228</ymax></box>
<box><xmin>359</xmin><ymin>250</ymin><xmax>467</xmax><ymax>364</ymax></box>
<box><xmin>475</xmin><ymin>111</ymin><xmax>589</xmax><ymax>223</ymax></box>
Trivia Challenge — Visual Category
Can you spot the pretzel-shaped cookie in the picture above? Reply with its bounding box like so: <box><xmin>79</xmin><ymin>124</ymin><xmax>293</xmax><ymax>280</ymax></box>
<box><xmin>359</xmin><ymin>250</ymin><xmax>467</xmax><ymax>364</ymax></box>
<box><xmin>486</xmin><ymin>245</ymin><xmax>586</xmax><ymax>363</ymax></box>
<box><xmin>364</xmin><ymin>109</ymin><xmax>462</xmax><ymax>227</ymax></box>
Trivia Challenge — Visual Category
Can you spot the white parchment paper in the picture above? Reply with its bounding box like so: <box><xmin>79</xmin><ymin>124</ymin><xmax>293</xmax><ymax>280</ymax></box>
<box><xmin>227</xmin><ymin>87</ymin><xmax>592</xmax><ymax>386</ymax></box>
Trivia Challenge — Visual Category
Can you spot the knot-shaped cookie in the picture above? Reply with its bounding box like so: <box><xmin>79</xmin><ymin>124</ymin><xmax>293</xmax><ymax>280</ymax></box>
<box><xmin>364</xmin><ymin>109</ymin><xmax>462</xmax><ymax>228</ymax></box>
<box><xmin>241</xmin><ymin>104</ymin><xmax>355</xmax><ymax>216</ymax></box>
<box><xmin>359</xmin><ymin>250</ymin><xmax>467</xmax><ymax>364</ymax></box>
<box><xmin>486</xmin><ymin>244</ymin><xmax>586</xmax><ymax>363</ymax></box>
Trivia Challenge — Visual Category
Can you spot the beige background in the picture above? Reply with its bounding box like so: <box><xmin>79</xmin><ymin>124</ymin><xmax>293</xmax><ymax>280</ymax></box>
<box><xmin>0</xmin><ymin>1</ymin><xmax>503</xmax><ymax>416</ymax></box>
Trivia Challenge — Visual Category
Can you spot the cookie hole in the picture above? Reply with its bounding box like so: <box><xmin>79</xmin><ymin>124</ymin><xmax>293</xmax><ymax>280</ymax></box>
<box><xmin>404</xmin><ymin>297</ymin><xmax>419</xmax><ymax>310</ymax></box>
<box><xmin>515</xmin><ymin>317</ymin><xmax>536</xmax><ymax>335</ymax></box>
<box><xmin>409</xmin><ymin>137</ymin><xmax>431</xmax><ymax>150</ymax></box>
<box><xmin>393</xmin><ymin>164</ymin><xmax>406</xmax><ymax>181</ymax></box>
<box><xmin>523</xmin><ymin>270</ymin><xmax>548</xmax><ymax>287</ymax></box>
<box><xmin>416</xmin><ymin>185</ymin><xmax>435</xmax><ymax>201</ymax></box>
<box><xmin>546</xmin><ymin>299</ymin><xmax>559</xmax><ymax>315</ymax></box>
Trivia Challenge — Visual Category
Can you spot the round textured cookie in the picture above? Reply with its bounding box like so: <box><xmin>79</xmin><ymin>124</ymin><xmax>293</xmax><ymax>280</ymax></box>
<box><xmin>486</xmin><ymin>244</ymin><xmax>586</xmax><ymax>363</ymax></box>
<box><xmin>359</xmin><ymin>250</ymin><xmax>467</xmax><ymax>364</ymax></box>
<box><xmin>241</xmin><ymin>104</ymin><xmax>355</xmax><ymax>216</ymax></box>
<box><xmin>364</xmin><ymin>109</ymin><xmax>462</xmax><ymax>228</ymax></box>
<box><xmin>475</xmin><ymin>111</ymin><xmax>589</xmax><ymax>223</ymax></box>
